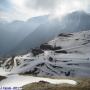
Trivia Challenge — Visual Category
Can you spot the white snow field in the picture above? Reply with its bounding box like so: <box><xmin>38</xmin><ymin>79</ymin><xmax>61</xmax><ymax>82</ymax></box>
<box><xmin>0</xmin><ymin>74</ymin><xmax>77</xmax><ymax>87</ymax></box>
<box><xmin>0</xmin><ymin>68</ymin><xmax>10</xmax><ymax>76</ymax></box>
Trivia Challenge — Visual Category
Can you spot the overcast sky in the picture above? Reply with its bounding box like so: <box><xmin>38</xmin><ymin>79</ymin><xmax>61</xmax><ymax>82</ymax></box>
<box><xmin>0</xmin><ymin>0</ymin><xmax>90</xmax><ymax>21</ymax></box>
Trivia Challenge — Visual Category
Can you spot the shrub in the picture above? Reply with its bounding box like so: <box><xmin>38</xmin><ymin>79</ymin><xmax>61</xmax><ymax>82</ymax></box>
<box><xmin>40</xmin><ymin>44</ymin><xmax>62</xmax><ymax>50</ymax></box>
<box><xmin>31</xmin><ymin>48</ymin><xmax>44</xmax><ymax>56</ymax></box>
<box><xmin>55</xmin><ymin>50</ymin><xmax>67</xmax><ymax>54</ymax></box>
<box><xmin>58</xmin><ymin>33</ymin><xmax>73</xmax><ymax>37</ymax></box>
<box><xmin>40</xmin><ymin>44</ymin><xmax>53</xmax><ymax>50</ymax></box>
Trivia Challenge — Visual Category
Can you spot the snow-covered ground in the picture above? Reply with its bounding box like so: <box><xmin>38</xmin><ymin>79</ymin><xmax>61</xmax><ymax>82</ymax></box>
<box><xmin>0</xmin><ymin>30</ymin><xmax>90</xmax><ymax>87</ymax></box>
<box><xmin>0</xmin><ymin>74</ymin><xmax>77</xmax><ymax>87</ymax></box>
<box><xmin>0</xmin><ymin>68</ymin><xmax>10</xmax><ymax>76</ymax></box>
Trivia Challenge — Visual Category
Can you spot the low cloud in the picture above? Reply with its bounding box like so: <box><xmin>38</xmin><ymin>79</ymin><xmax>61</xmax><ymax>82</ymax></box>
<box><xmin>26</xmin><ymin>0</ymin><xmax>60</xmax><ymax>11</ymax></box>
<box><xmin>0</xmin><ymin>0</ymin><xmax>90</xmax><ymax>21</ymax></box>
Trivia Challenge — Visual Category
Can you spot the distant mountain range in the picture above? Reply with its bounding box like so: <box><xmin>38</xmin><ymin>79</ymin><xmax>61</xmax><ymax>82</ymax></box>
<box><xmin>1</xmin><ymin>30</ymin><xmax>90</xmax><ymax>77</ymax></box>
<box><xmin>0</xmin><ymin>15</ymin><xmax>48</xmax><ymax>56</ymax></box>
<box><xmin>0</xmin><ymin>11</ymin><xmax>90</xmax><ymax>56</ymax></box>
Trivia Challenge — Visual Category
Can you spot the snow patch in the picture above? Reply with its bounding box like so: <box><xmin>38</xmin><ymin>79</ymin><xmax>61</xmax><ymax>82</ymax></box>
<box><xmin>0</xmin><ymin>75</ymin><xmax>77</xmax><ymax>87</ymax></box>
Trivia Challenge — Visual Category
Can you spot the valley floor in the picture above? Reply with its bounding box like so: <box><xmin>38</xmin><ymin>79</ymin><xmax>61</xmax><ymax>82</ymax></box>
<box><xmin>0</xmin><ymin>68</ymin><xmax>90</xmax><ymax>90</ymax></box>
<box><xmin>0</xmin><ymin>74</ymin><xmax>90</xmax><ymax>90</ymax></box>
<box><xmin>0</xmin><ymin>74</ymin><xmax>76</xmax><ymax>88</ymax></box>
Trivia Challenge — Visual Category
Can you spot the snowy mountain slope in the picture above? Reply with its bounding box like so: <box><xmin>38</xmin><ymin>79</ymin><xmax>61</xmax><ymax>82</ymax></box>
<box><xmin>11</xmin><ymin>11</ymin><xmax>90</xmax><ymax>55</ymax></box>
<box><xmin>1</xmin><ymin>30</ymin><xmax>90</xmax><ymax>77</ymax></box>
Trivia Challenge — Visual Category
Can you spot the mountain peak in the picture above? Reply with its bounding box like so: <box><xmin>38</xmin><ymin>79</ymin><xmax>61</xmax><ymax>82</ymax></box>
<box><xmin>67</xmin><ymin>10</ymin><xmax>90</xmax><ymax>18</ymax></box>
<box><xmin>27</xmin><ymin>15</ymin><xmax>49</xmax><ymax>23</ymax></box>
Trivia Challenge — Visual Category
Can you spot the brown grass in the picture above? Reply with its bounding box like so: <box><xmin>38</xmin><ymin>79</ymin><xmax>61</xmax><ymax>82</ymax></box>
<box><xmin>22</xmin><ymin>78</ymin><xmax>90</xmax><ymax>90</ymax></box>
